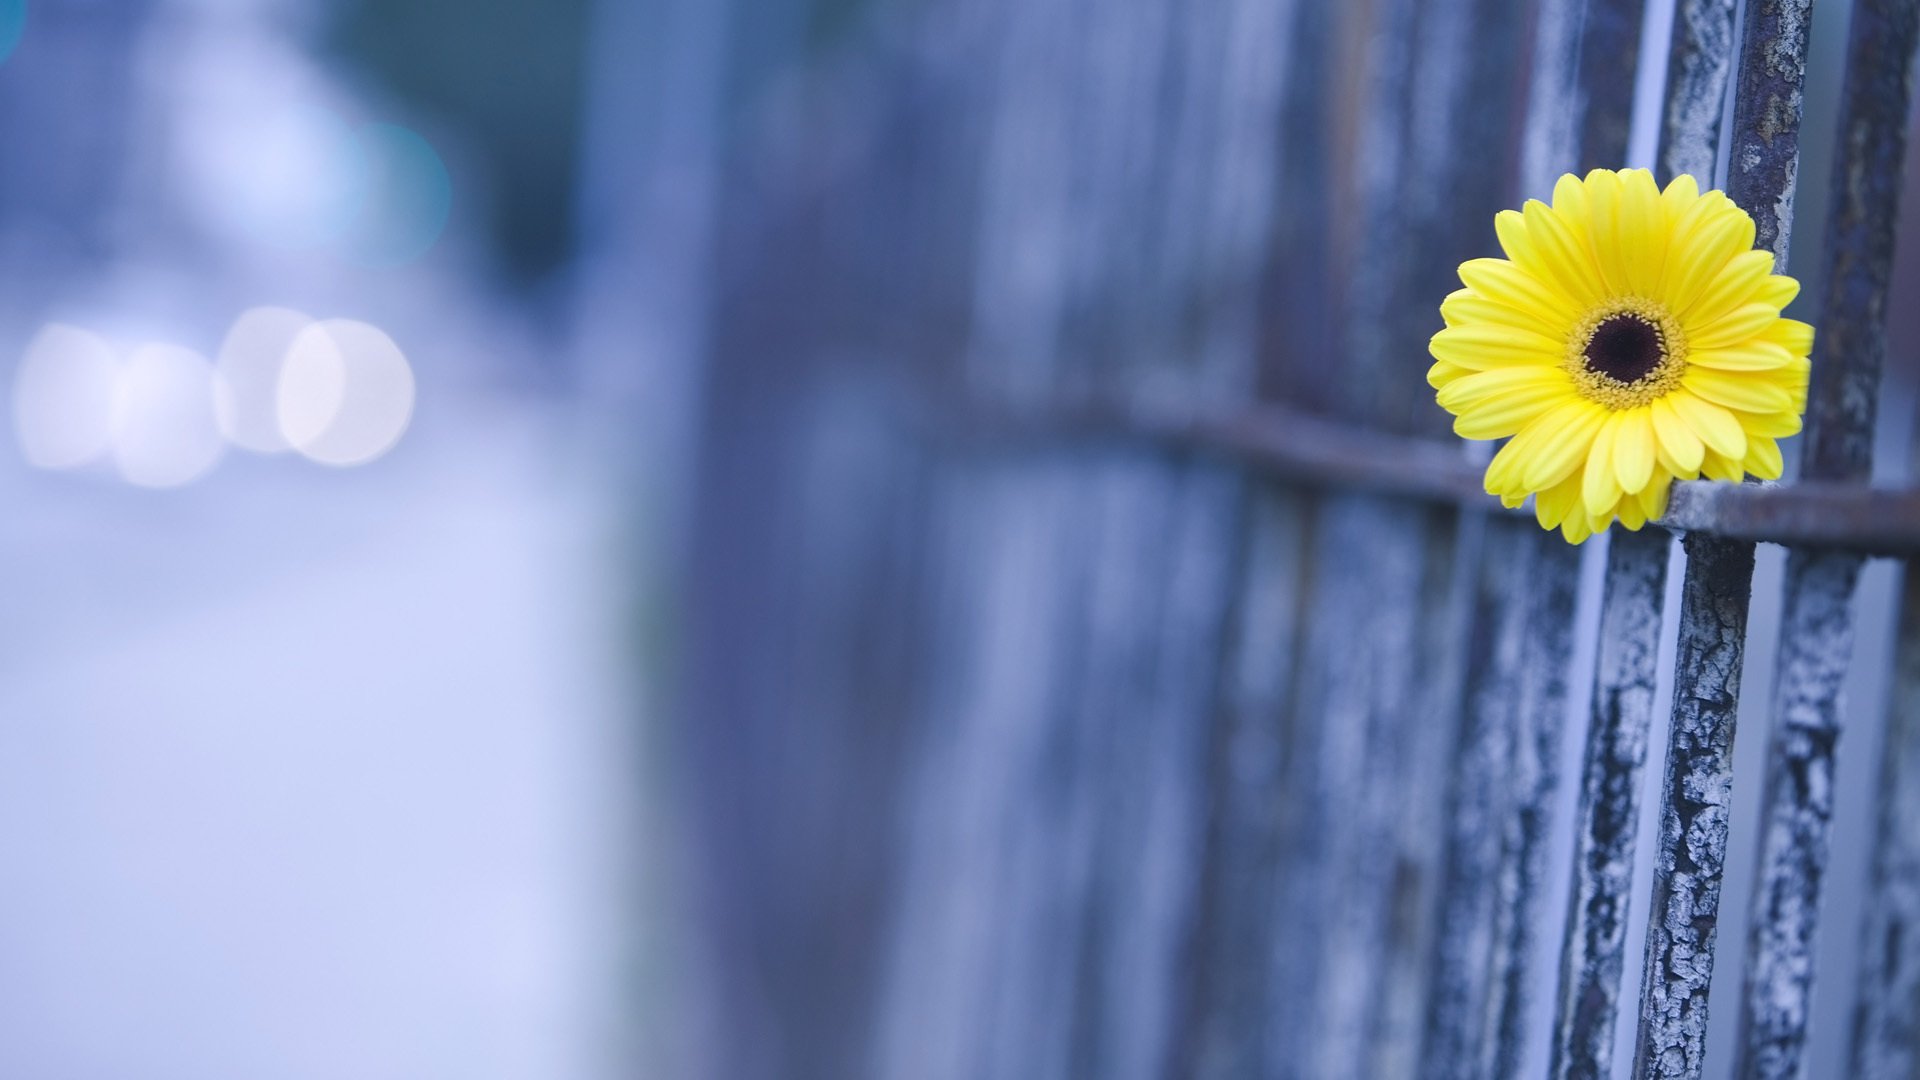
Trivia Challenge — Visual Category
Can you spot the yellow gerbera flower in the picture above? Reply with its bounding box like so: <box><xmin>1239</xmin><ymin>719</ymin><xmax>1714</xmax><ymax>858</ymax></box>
<box><xmin>1427</xmin><ymin>168</ymin><xmax>1812</xmax><ymax>543</ymax></box>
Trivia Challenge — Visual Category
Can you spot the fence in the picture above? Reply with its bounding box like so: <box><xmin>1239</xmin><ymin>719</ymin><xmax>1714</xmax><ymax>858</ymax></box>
<box><xmin>658</xmin><ymin>0</ymin><xmax>1920</xmax><ymax>1077</ymax></box>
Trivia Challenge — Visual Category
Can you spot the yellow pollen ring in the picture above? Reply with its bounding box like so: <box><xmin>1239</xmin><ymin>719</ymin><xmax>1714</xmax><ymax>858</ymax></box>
<box><xmin>1564</xmin><ymin>298</ymin><xmax>1689</xmax><ymax>410</ymax></box>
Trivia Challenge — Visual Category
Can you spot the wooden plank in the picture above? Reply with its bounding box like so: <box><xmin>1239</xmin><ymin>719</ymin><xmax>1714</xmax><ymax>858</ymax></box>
<box><xmin>1630</xmin><ymin>0</ymin><xmax>1754</xmax><ymax>1075</ymax></box>
<box><xmin>1852</xmin><ymin>566</ymin><xmax>1920</xmax><ymax>1079</ymax></box>
<box><xmin>1487</xmin><ymin>538</ymin><xmax>1585</xmax><ymax>1076</ymax></box>
<box><xmin>1633</xmin><ymin>535</ymin><xmax>1758</xmax><ymax>1079</ymax></box>
<box><xmin>1736</xmin><ymin>0</ymin><xmax>1915</xmax><ymax>1075</ymax></box>
<box><xmin>1178</xmin><ymin>484</ymin><xmax>1308</xmax><ymax>1079</ymax></box>
<box><xmin>1422</xmin><ymin>517</ymin><xmax>1531</xmax><ymax>1079</ymax></box>
<box><xmin>1551</xmin><ymin>527</ymin><xmax>1673</xmax><ymax>1080</ymax></box>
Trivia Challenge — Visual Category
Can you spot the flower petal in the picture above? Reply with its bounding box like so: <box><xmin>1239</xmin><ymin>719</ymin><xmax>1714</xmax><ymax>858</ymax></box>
<box><xmin>1519</xmin><ymin>400</ymin><xmax>1611</xmax><ymax>490</ymax></box>
<box><xmin>1668</xmin><ymin>389</ymin><xmax>1747</xmax><ymax>460</ymax></box>
<box><xmin>1448</xmin><ymin>372</ymin><xmax>1574</xmax><ymax>440</ymax></box>
<box><xmin>1523</xmin><ymin>197</ymin><xmax>1607</xmax><ymax>308</ymax></box>
<box><xmin>1637</xmin><ymin>472</ymin><xmax>1673</xmax><ymax>521</ymax></box>
<box><xmin>1458</xmin><ymin>258</ymin><xmax>1583</xmax><ymax>323</ymax></box>
<box><xmin>1754</xmin><ymin>273</ymin><xmax>1800</xmax><ymax>311</ymax></box>
<box><xmin>1744</xmin><ymin>436</ymin><xmax>1784</xmax><ymax>479</ymax></box>
<box><xmin>1613</xmin><ymin>406</ymin><xmax>1657</xmax><ymax>494</ymax></box>
<box><xmin>1649</xmin><ymin>395</ymin><xmax>1705</xmax><ymax>474</ymax></box>
<box><xmin>1687</xmin><ymin>341</ymin><xmax>1794</xmax><ymax>371</ymax></box>
<box><xmin>1680</xmin><ymin>249</ymin><xmax>1776</xmax><ymax>325</ymax></box>
<box><xmin>1682</xmin><ymin>368</ymin><xmax>1794</xmax><ymax>414</ymax></box>
<box><xmin>1735</xmin><ymin>408</ymin><xmax>1804</xmax><ymax>438</ymax></box>
<box><xmin>1687</xmin><ymin>303</ymin><xmax>1782</xmax><ymax>350</ymax></box>
<box><xmin>1661</xmin><ymin>173</ymin><xmax>1701</xmax><ymax>227</ymax></box>
<box><xmin>1441</xmin><ymin>289</ymin><xmax>1567</xmax><ymax>340</ymax></box>
<box><xmin>1535</xmin><ymin>470</ymin><xmax>1583</xmax><ymax>529</ymax></box>
<box><xmin>1619</xmin><ymin>168</ymin><xmax>1667</xmax><ymax>295</ymax></box>
<box><xmin>1430</xmin><ymin>324</ymin><xmax>1564</xmax><ymax>369</ymax></box>
<box><xmin>1583</xmin><ymin>169</ymin><xmax>1631</xmax><ymax>295</ymax></box>
<box><xmin>1583</xmin><ymin>412</ymin><xmax>1625</xmax><ymax>516</ymax></box>
<box><xmin>1761</xmin><ymin>317</ymin><xmax>1815</xmax><ymax>357</ymax></box>
<box><xmin>1666</xmin><ymin>193</ymin><xmax>1755</xmax><ymax>314</ymax></box>
<box><xmin>1701</xmin><ymin>449</ymin><xmax>1744</xmax><ymax>483</ymax></box>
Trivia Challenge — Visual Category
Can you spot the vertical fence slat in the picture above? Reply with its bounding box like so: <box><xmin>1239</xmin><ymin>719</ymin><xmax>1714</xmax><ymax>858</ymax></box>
<box><xmin>1552</xmin><ymin>527</ymin><xmax>1672</xmax><ymax>1080</ymax></box>
<box><xmin>1853</xmin><ymin>567</ymin><xmax>1920</xmax><ymax>1079</ymax></box>
<box><xmin>1633</xmin><ymin>535</ymin><xmax>1757</xmax><ymax>1079</ymax></box>
<box><xmin>1423</xmin><ymin>516</ymin><xmax>1532</xmax><ymax>1080</ymax></box>
<box><xmin>1535</xmin><ymin>0</ymin><xmax>1662</xmax><ymax>1073</ymax></box>
<box><xmin>1658</xmin><ymin>0</ymin><xmax>1741</xmax><ymax>184</ymax></box>
<box><xmin>1489</xmin><ymin>539</ymin><xmax>1585</xmax><ymax>1076</ymax></box>
<box><xmin>1629</xmin><ymin>0</ymin><xmax>1757</xmax><ymax>1076</ymax></box>
<box><xmin>1736</xmin><ymin>0</ymin><xmax>1914</xmax><ymax>1075</ymax></box>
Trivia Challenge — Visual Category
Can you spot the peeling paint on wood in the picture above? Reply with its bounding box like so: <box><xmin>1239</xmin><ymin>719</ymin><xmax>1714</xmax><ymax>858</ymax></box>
<box><xmin>1851</xmin><ymin>567</ymin><xmax>1920</xmax><ymax>1079</ymax></box>
<box><xmin>1658</xmin><ymin>0</ymin><xmax>1740</xmax><ymax>184</ymax></box>
<box><xmin>1551</xmin><ymin>527</ymin><xmax>1672</xmax><ymax>1080</ymax></box>
<box><xmin>1633</xmin><ymin>535</ymin><xmax>1756</xmax><ymax>1080</ymax></box>
<box><xmin>1488</xmin><ymin>537</ymin><xmax>1585</xmax><ymax>1077</ymax></box>
<box><xmin>1737</xmin><ymin>549</ymin><xmax>1865</xmax><ymax>1080</ymax></box>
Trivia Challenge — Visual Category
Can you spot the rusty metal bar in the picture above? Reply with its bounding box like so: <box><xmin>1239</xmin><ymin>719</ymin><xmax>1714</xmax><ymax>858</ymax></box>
<box><xmin>1738</xmin><ymin>0</ymin><xmax>1920</xmax><ymax>1073</ymax></box>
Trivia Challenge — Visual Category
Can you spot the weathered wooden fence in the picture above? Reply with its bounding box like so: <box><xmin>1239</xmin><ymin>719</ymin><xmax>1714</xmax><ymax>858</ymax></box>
<box><xmin>651</xmin><ymin>0</ymin><xmax>1920</xmax><ymax>1076</ymax></box>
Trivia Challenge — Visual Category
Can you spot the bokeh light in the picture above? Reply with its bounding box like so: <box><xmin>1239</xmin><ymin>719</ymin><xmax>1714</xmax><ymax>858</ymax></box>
<box><xmin>277</xmin><ymin>319</ymin><xmax>416</xmax><ymax>466</ymax></box>
<box><xmin>347</xmin><ymin>124</ymin><xmax>453</xmax><ymax>266</ymax></box>
<box><xmin>178</xmin><ymin>100</ymin><xmax>368</xmax><ymax>251</ymax></box>
<box><xmin>213</xmin><ymin>305</ymin><xmax>315</xmax><ymax>454</ymax></box>
<box><xmin>13</xmin><ymin>323</ymin><xmax>118</xmax><ymax>470</ymax></box>
<box><xmin>111</xmin><ymin>344</ymin><xmax>226</xmax><ymax>489</ymax></box>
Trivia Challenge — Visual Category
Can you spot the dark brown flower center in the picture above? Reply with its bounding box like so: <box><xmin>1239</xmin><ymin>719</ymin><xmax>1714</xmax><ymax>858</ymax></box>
<box><xmin>1583</xmin><ymin>314</ymin><xmax>1667</xmax><ymax>384</ymax></box>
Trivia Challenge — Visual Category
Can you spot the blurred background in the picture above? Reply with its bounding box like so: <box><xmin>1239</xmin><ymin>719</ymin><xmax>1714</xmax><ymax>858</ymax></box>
<box><xmin>0</xmin><ymin>0</ymin><xmax>1914</xmax><ymax>1078</ymax></box>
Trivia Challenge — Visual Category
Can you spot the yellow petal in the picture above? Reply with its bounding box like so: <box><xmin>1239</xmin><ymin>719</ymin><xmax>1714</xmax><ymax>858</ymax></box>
<box><xmin>1638</xmin><ymin>473</ymin><xmax>1673</xmax><ymax>520</ymax></box>
<box><xmin>1666</xmin><ymin>193</ymin><xmax>1755</xmax><ymax>314</ymax></box>
<box><xmin>1583</xmin><ymin>169</ymin><xmax>1630</xmax><ymax>295</ymax></box>
<box><xmin>1451</xmin><ymin>377</ymin><xmax>1574</xmax><ymax>439</ymax></box>
<box><xmin>1613</xmin><ymin>407</ymin><xmax>1657</xmax><ymax>494</ymax></box>
<box><xmin>1682</xmin><ymin>368</ymin><xmax>1794</xmax><ymax>414</ymax></box>
<box><xmin>1688</xmin><ymin>303</ymin><xmax>1782</xmax><ymax>350</ymax></box>
<box><xmin>1784</xmin><ymin>357</ymin><xmax>1811</xmax><ymax>411</ymax></box>
<box><xmin>1583</xmin><ymin>412</ymin><xmax>1625</xmax><ymax>515</ymax></box>
<box><xmin>1649</xmin><ymin>395</ymin><xmax>1706</xmax><ymax>474</ymax></box>
<box><xmin>1458</xmin><ymin>258</ymin><xmax>1583</xmax><ymax>323</ymax></box>
<box><xmin>1744</xmin><ymin>436</ymin><xmax>1784</xmax><ymax>479</ymax></box>
<box><xmin>1562</xmin><ymin>513</ymin><xmax>1595</xmax><ymax>544</ymax></box>
<box><xmin>1687</xmin><ymin>341</ymin><xmax>1794</xmax><ymax>371</ymax></box>
<box><xmin>1617</xmin><ymin>495</ymin><xmax>1648</xmax><ymax>530</ymax></box>
<box><xmin>1735</xmin><ymin>408</ymin><xmax>1804</xmax><ymax>438</ymax></box>
<box><xmin>1680</xmin><ymin>249</ymin><xmax>1775</xmax><ymax>324</ymax></box>
<box><xmin>1437</xmin><ymin>365</ymin><xmax>1573</xmax><ymax>411</ymax></box>
<box><xmin>1427</xmin><ymin>360</ymin><xmax>1472</xmax><ymax>388</ymax></box>
<box><xmin>1761</xmin><ymin>317</ymin><xmax>1815</xmax><ymax>357</ymax></box>
<box><xmin>1520</xmin><ymin>400</ymin><xmax>1611</xmax><ymax>490</ymax></box>
<box><xmin>1441</xmin><ymin>290</ymin><xmax>1567</xmax><ymax>340</ymax></box>
<box><xmin>1523</xmin><ymin>197</ymin><xmax>1607</xmax><ymax>307</ymax></box>
<box><xmin>1754</xmin><ymin>273</ymin><xmax>1800</xmax><ymax>311</ymax></box>
<box><xmin>1661</xmin><ymin>174</ymin><xmax>1701</xmax><ymax>227</ymax></box>
<box><xmin>1535</xmin><ymin>470</ymin><xmax>1583</xmax><ymax>529</ymax></box>
<box><xmin>1701</xmin><ymin>449</ymin><xmax>1744</xmax><ymax>483</ymax></box>
<box><xmin>1668</xmin><ymin>390</ymin><xmax>1747</xmax><ymax>460</ymax></box>
<box><xmin>1429</xmin><ymin>324</ymin><xmax>1564</xmax><ymax>369</ymax></box>
<box><xmin>1619</xmin><ymin>168</ymin><xmax>1667</xmax><ymax>295</ymax></box>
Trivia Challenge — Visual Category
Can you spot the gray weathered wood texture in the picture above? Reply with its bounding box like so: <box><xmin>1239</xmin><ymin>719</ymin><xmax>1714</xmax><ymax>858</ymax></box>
<box><xmin>642</xmin><ymin>0</ymin><xmax>1920</xmax><ymax>1076</ymax></box>
<box><xmin>1737</xmin><ymin>0</ymin><xmax>1917</xmax><ymax>1077</ymax></box>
